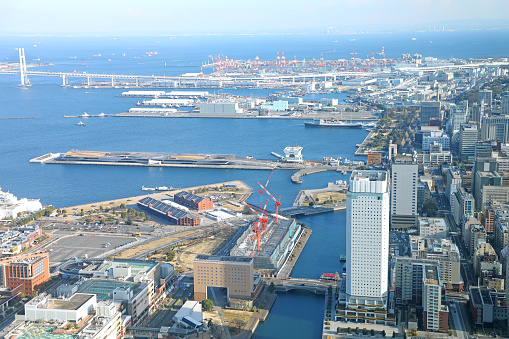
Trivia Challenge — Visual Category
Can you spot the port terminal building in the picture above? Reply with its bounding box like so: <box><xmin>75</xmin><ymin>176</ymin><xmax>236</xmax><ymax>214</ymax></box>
<box><xmin>230</xmin><ymin>217</ymin><xmax>302</xmax><ymax>271</ymax></box>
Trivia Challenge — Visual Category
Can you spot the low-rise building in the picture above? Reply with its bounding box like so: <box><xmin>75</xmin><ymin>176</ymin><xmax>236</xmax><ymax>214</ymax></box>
<box><xmin>174</xmin><ymin>191</ymin><xmax>213</xmax><ymax>211</ymax></box>
<box><xmin>137</xmin><ymin>197</ymin><xmax>201</xmax><ymax>226</ymax></box>
<box><xmin>419</xmin><ymin>218</ymin><xmax>448</xmax><ymax>238</ymax></box>
<box><xmin>469</xmin><ymin>287</ymin><xmax>507</xmax><ymax>325</ymax></box>
<box><xmin>172</xmin><ymin>300</ymin><xmax>203</xmax><ymax>328</ymax></box>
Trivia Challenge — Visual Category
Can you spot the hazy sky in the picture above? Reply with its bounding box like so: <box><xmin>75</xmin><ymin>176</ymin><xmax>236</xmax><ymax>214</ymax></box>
<box><xmin>2</xmin><ymin>0</ymin><xmax>509</xmax><ymax>34</ymax></box>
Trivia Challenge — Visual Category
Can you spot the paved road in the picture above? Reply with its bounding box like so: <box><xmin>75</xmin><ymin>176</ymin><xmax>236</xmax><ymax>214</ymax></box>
<box><xmin>450</xmin><ymin>301</ymin><xmax>467</xmax><ymax>339</ymax></box>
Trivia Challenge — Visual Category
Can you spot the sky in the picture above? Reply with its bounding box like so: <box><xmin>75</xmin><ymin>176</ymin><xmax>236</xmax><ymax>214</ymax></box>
<box><xmin>2</xmin><ymin>0</ymin><xmax>509</xmax><ymax>35</ymax></box>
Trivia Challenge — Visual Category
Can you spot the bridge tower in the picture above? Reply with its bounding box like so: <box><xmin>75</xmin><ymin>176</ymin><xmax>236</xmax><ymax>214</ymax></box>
<box><xmin>18</xmin><ymin>48</ymin><xmax>30</xmax><ymax>87</ymax></box>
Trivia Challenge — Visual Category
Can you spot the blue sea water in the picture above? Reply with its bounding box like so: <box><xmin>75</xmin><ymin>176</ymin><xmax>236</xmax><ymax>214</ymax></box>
<box><xmin>1</xmin><ymin>30</ymin><xmax>508</xmax><ymax>338</ymax></box>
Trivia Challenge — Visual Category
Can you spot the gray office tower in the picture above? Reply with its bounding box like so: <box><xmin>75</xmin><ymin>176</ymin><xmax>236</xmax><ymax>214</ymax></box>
<box><xmin>420</xmin><ymin>101</ymin><xmax>441</xmax><ymax>125</ymax></box>
<box><xmin>478</xmin><ymin>89</ymin><xmax>492</xmax><ymax>107</ymax></box>
<box><xmin>390</xmin><ymin>163</ymin><xmax>418</xmax><ymax>229</ymax></box>
<box><xmin>502</xmin><ymin>92</ymin><xmax>509</xmax><ymax>115</ymax></box>
<box><xmin>480</xmin><ymin>115</ymin><xmax>509</xmax><ymax>143</ymax></box>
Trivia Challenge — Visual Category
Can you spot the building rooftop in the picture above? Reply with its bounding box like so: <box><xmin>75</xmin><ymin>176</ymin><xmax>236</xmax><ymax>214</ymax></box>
<box><xmin>49</xmin><ymin>293</ymin><xmax>95</xmax><ymax>311</ymax></box>
<box><xmin>194</xmin><ymin>255</ymin><xmax>252</xmax><ymax>263</ymax></box>
<box><xmin>351</xmin><ymin>170</ymin><xmax>387</xmax><ymax>182</ymax></box>
<box><xmin>77</xmin><ymin>280</ymin><xmax>144</xmax><ymax>301</ymax></box>
<box><xmin>138</xmin><ymin>197</ymin><xmax>198</xmax><ymax>220</ymax></box>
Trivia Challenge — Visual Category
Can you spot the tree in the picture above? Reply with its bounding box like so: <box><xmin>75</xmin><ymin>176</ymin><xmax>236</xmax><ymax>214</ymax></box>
<box><xmin>166</xmin><ymin>251</ymin><xmax>176</xmax><ymax>261</ymax></box>
<box><xmin>363</xmin><ymin>328</ymin><xmax>368</xmax><ymax>335</ymax></box>
<box><xmin>422</xmin><ymin>198</ymin><xmax>438</xmax><ymax>217</ymax></box>
<box><xmin>337</xmin><ymin>327</ymin><xmax>341</xmax><ymax>334</ymax></box>
<box><xmin>126</xmin><ymin>218</ymin><xmax>133</xmax><ymax>225</ymax></box>
<box><xmin>348</xmin><ymin>327</ymin><xmax>352</xmax><ymax>334</ymax></box>
<box><xmin>268</xmin><ymin>282</ymin><xmax>275</xmax><ymax>293</ymax></box>
<box><xmin>355</xmin><ymin>327</ymin><xmax>360</xmax><ymax>334</ymax></box>
<box><xmin>371</xmin><ymin>329</ymin><xmax>375</xmax><ymax>336</ymax></box>
<box><xmin>382</xmin><ymin>330</ymin><xmax>386</xmax><ymax>337</ymax></box>
<box><xmin>145</xmin><ymin>215</ymin><xmax>150</xmax><ymax>221</ymax></box>
<box><xmin>202</xmin><ymin>299</ymin><xmax>214</xmax><ymax>311</ymax></box>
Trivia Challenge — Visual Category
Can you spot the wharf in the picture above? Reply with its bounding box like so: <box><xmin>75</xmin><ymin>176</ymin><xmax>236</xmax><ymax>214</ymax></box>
<box><xmin>291</xmin><ymin>165</ymin><xmax>352</xmax><ymax>183</ymax></box>
<box><xmin>64</xmin><ymin>114</ymin><xmax>112</xmax><ymax>118</ymax></box>
<box><xmin>276</xmin><ymin>227</ymin><xmax>312</xmax><ymax>278</ymax></box>
<box><xmin>30</xmin><ymin>150</ymin><xmax>306</xmax><ymax>170</ymax></box>
<box><xmin>279</xmin><ymin>206</ymin><xmax>336</xmax><ymax>217</ymax></box>
<box><xmin>0</xmin><ymin>116</ymin><xmax>38</xmax><ymax>120</ymax></box>
<box><xmin>115</xmin><ymin>111</ymin><xmax>379</xmax><ymax>121</ymax></box>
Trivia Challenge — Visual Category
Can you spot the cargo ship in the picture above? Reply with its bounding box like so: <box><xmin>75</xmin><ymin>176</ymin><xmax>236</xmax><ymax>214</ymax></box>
<box><xmin>304</xmin><ymin>119</ymin><xmax>363</xmax><ymax>128</ymax></box>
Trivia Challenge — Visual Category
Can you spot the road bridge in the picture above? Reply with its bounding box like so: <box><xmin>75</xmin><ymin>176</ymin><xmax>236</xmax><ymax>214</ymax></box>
<box><xmin>266</xmin><ymin>277</ymin><xmax>337</xmax><ymax>294</ymax></box>
<box><xmin>0</xmin><ymin>55</ymin><xmax>380</xmax><ymax>87</ymax></box>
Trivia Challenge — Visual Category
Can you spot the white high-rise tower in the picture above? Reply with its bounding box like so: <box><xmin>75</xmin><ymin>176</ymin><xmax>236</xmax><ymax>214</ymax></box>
<box><xmin>346</xmin><ymin>170</ymin><xmax>390</xmax><ymax>309</ymax></box>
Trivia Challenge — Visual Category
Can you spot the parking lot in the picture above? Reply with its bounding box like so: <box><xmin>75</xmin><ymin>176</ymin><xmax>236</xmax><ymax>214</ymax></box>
<box><xmin>47</xmin><ymin>234</ymin><xmax>135</xmax><ymax>263</ymax></box>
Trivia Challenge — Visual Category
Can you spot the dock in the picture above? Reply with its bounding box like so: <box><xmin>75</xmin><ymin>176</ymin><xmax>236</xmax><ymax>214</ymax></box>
<box><xmin>279</xmin><ymin>206</ymin><xmax>335</xmax><ymax>217</ymax></box>
<box><xmin>290</xmin><ymin>165</ymin><xmax>352</xmax><ymax>184</ymax></box>
<box><xmin>30</xmin><ymin>150</ymin><xmax>306</xmax><ymax>170</ymax></box>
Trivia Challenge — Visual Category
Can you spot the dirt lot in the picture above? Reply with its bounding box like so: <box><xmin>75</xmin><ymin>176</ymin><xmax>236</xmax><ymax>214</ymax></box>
<box><xmin>111</xmin><ymin>226</ymin><xmax>215</xmax><ymax>259</ymax></box>
<box><xmin>223</xmin><ymin>309</ymin><xmax>253</xmax><ymax>336</ymax></box>
<box><xmin>178</xmin><ymin>231</ymin><xmax>232</xmax><ymax>270</ymax></box>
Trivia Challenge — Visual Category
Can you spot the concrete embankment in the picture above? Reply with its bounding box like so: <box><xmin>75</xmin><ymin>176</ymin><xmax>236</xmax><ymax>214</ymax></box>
<box><xmin>291</xmin><ymin>165</ymin><xmax>351</xmax><ymax>183</ymax></box>
<box><xmin>354</xmin><ymin>130</ymin><xmax>376</xmax><ymax>156</ymax></box>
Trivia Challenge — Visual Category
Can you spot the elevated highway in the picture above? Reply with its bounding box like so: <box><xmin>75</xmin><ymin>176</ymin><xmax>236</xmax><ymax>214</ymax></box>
<box><xmin>0</xmin><ymin>69</ymin><xmax>381</xmax><ymax>87</ymax></box>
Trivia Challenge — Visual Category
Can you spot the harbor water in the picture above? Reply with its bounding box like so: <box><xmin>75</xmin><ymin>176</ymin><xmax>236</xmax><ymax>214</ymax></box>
<box><xmin>1</xmin><ymin>31</ymin><xmax>508</xmax><ymax>338</ymax></box>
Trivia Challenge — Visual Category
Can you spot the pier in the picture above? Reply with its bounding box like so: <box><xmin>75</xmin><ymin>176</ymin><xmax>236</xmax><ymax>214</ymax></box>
<box><xmin>290</xmin><ymin>165</ymin><xmax>352</xmax><ymax>183</ymax></box>
<box><xmin>30</xmin><ymin>150</ymin><xmax>306</xmax><ymax>170</ymax></box>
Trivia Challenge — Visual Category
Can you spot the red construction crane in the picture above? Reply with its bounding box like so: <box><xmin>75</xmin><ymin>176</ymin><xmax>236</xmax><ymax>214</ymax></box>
<box><xmin>256</xmin><ymin>181</ymin><xmax>282</xmax><ymax>224</ymax></box>
<box><xmin>281</xmin><ymin>49</ymin><xmax>286</xmax><ymax>67</ymax></box>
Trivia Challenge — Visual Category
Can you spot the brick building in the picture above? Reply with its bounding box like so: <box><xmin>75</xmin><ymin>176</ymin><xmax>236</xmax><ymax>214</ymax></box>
<box><xmin>0</xmin><ymin>253</ymin><xmax>49</xmax><ymax>294</ymax></box>
<box><xmin>174</xmin><ymin>191</ymin><xmax>213</xmax><ymax>210</ymax></box>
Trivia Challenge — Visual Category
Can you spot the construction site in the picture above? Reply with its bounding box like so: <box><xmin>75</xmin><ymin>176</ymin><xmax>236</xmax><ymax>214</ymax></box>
<box><xmin>209</xmin><ymin>170</ymin><xmax>304</xmax><ymax>275</ymax></box>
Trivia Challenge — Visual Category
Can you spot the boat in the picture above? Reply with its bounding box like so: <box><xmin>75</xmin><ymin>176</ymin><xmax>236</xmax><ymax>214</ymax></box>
<box><xmin>75</xmin><ymin>121</ymin><xmax>85</xmax><ymax>126</ymax></box>
<box><xmin>81</xmin><ymin>112</ymin><xmax>90</xmax><ymax>118</ymax></box>
<box><xmin>156</xmin><ymin>186</ymin><xmax>172</xmax><ymax>191</ymax></box>
<box><xmin>320</xmin><ymin>272</ymin><xmax>340</xmax><ymax>281</ymax></box>
<box><xmin>98</xmin><ymin>112</ymin><xmax>106</xmax><ymax>117</ymax></box>
<box><xmin>146</xmin><ymin>52</ymin><xmax>158</xmax><ymax>56</ymax></box>
<box><xmin>340</xmin><ymin>254</ymin><xmax>346</xmax><ymax>262</ymax></box>
<box><xmin>304</xmin><ymin>119</ymin><xmax>362</xmax><ymax>129</ymax></box>
<box><xmin>141</xmin><ymin>186</ymin><xmax>156</xmax><ymax>191</ymax></box>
